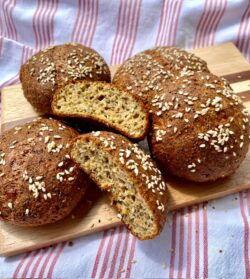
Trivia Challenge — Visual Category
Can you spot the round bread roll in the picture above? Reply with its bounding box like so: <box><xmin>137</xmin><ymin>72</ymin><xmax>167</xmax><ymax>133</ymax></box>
<box><xmin>20</xmin><ymin>43</ymin><xmax>111</xmax><ymax>114</ymax></box>
<box><xmin>0</xmin><ymin>118</ymin><xmax>91</xmax><ymax>226</ymax></box>
<box><xmin>71</xmin><ymin>131</ymin><xmax>168</xmax><ymax>240</ymax></box>
<box><xmin>148</xmin><ymin>72</ymin><xmax>250</xmax><ymax>182</ymax></box>
<box><xmin>112</xmin><ymin>47</ymin><xmax>209</xmax><ymax>107</ymax></box>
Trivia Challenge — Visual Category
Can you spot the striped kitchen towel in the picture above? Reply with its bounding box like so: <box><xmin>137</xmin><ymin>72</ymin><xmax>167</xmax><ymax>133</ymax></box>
<box><xmin>0</xmin><ymin>1</ymin><xmax>250</xmax><ymax>278</ymax></box>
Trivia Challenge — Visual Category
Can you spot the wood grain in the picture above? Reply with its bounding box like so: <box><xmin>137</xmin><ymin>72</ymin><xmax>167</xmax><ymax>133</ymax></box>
<box><xmin>0</xmin><ymin>43</ymin><xmax>250</xmax><ymax>256</ymax></box>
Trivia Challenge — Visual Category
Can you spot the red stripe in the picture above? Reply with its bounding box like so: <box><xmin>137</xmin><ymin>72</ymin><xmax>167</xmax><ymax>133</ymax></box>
<box><xmin>47</xmin><ymin>242</ymin><xmax>66</xmax><ymax>279</ymax></box>
<box><xmin>79</xmin><ymin>0</ymin><xmax>91</xmax><ymax>43</ymax></box>
<box><xmin>169</xmin><ymin>0</ymin><xmax>184</xmax><ymax>46</ymax></box>
<box><xmin>30</xmin><ymin>248</ymin><xmax>49</xmax><ymax>278</ymax></box>
<box><xmin>110</xmin><ymin>0</ymin><xmax>124</xmax><ymax>65</ymax></box>
<box><xmin>99</xmin><ymin>228</ymin><xmax>117</xmax><ymax>278</ymax></box>
<box><xmin>155</xmin><ymin>0</ymin><xmax>165</xmax><ymax>46</ymax></box>
<box><xmin>203</xmin><ymin>203</ymin><xmax>208</xmax><ymax>279</ymax></box>
<box><xmin>236</xmin><ymin>3</ymin><xmax>250</xmax><ymax>48</ymax></box>
<box><xmin>113</xmin><ymin>0</ymin><xmax>129</xmax><ymax>65</ymax></box>
<box><xmin>74</xmin><ymin>0</ymin><xmax>86</xmax><ymax>43</ymax></box>
<box><xmin>240</xmin><ymin>8</ymin><xmax>250</xmax><ymax>58</ymax></box>
<box><xmin>12</xmin><ymin>252</ymin><xmax>31</xmax><ymax>278</ymax></box>
<box><xmin>45</xmin><ymin>0</ymin><xmax>54</xmax><ymax>46</ymax></box>
<box><xmin>197</xmin><ymin>0</ymin><xmax>214</xmax><ymax>48</ymax></box>
<box><xmin>34</xmin><ymin>0</ymin><xmax>43</xmax><ymax>50</ymax></box>
<box><xmin>38</xmin><ymin>244</ymin><xmax>58</xmax><ymax>278</ymax></box>
<box><xmin>40</xmin><ymin>0</ymin><xmax>49</xmax><ymax>49</ymax></box>
<box><xmin>32</xmin><ymin>0</ymin><xmax>40</xmax><ymax>50</ymax></box>
<box><xmin>51</xmin><ymin>0</ymin><xmax>59</xmax><ymax>45</ymax></box>
<box><xmin>159</xmin><ymin>1</ymin><xmax>172</xmax><ymax>46</ymax></box>
<box><xmin>71</xmin><ymin>0</ymin><xmax>82</xmax><ymax>42</ymax></box>
<box><xmin>83</xmin><ymin>0</ymin><xmax>95</xmax><ymax>45</ymax></box>
<box><xmin>239</xmin><ymin>192</ymin><xmax>250</xmax><ymax>279</ymax></box>
<box><xmin>0</xmin><ymin>36</ymin><xmax>3</xmax><ymax>56</ymax></box>
<box><xmin>116</xmin><ymin>229</ymin><xmax>130</xmax><ymax>278</ymax></box>
<box><xmin>108</xmin><ymin>226</ymin><xmax>124</xmax><ymax>278</ymax></box>
<box><xmin>201</xmin><ymin>0</ymin><xmax>219</xmax><ymax>47</ymax></box>
<box><xmin>177</xmin><ymin>209</ymin><xmax>184</xmax><ymax>279</ymax></box>
<box><xmin>169</xmin><ymin>211</ymin><xmax>177</xmax><ymax>278</ymax></box>
<box><xmin>193</xmin><ymin>0</ymin><xmax>209</xmax><ymax>48</ymax></box>
<box><xmin>125</xmin><ymin>235</ymin><xmax>137</xmax><ymax>278</ymax></box>
<box><xmin>2</xmin><ymin>0</ymin><xmax>12</xmax><ymax>38</ymax></box>
<box><xmin>186</xmin><ymin>207</ymin><xmax>192</xmax><ymax>279</ymax></box>
<box><xmin>211</xmin><ymin>0</ymin><xmax>227</xmax><ymax>45</ymax></box>
<box><xmin>0</xmin><ymin>8</ymin><xmax>4</xmax><ymax>36</ymax></box>
<box><xmin>91</xmin><ymin>230</ymin><xmax>108</xmax><ymax>278</ymax></box>
<box><xmin>5</xmin><ymin>0</ymin><xmax>14</xmax><ymax>38</ymax></box>
<box><xmin>117</xmin><ymin>0</ymin><xmax>133</xmax><ymax>64</ymax></box>
<box><xmin>162</xmin><ymin>0</ymin><xmax>175</xmax><ymax>46</ymax></box>
<box><xmin>126</xmin><ymin>0</ymin><xmax>142</xmax><ymax>59</ymax></box>
<box><xmin>87</xmin><ymin>0</ymin><xmax>99</xmax><ymax>47</ymax></box>
<box><xmin>247</xmin><ymin>190</ymin><xmax>250</xmax><ymax>216</ymax></box>
<box><xmin>21</xmin><ymin>249</ymin><xmax>41</xmax><ymax>278</ymax></box>
<box><xmin>195</xmin><ymin>205</ymin><xmax>200</xmax><ymax>279</ymax></box>
<box><xmin>9</xmin><ymin>0</ymin><xmax>17</xmax><ymax>40</ymax></box>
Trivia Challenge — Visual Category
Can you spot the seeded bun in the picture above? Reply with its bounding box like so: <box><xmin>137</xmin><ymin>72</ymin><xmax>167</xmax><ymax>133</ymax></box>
<box><xmin>20</xmin><ymin>43</ymin><xmax>111</xmax><ymax>114</ymax></box>
<box><xmin>148</xmin><ymin>72</ymin><xmax>250</xmax><ymax>182</ymax></box>
<box><xmin>0</xmin><ymin>118</ymin><xmax>91</xmax><ymax>226</ymax></box>
<box><xmin>71</xmin><ymin>131</ymin><xmax>168</xmax><ymax>239</ymax></box>
<box><xmin>112</xmin><ymin>47</ymin><xmax>209</xmax><ymax>107</ymax></box>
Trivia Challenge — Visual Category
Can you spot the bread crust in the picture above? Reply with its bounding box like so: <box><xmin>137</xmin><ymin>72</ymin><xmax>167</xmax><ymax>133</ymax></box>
<box><xmin>148</xmin><ymin>72</ymin><xmax>250</xmax><ymax>182</ymax></box>
<box><xmin>112</xmin><ymin>46</ymin><xmax>209</xmax><ymax>108</ymax></box>
<box><xmin>0</xmin><ymin>118</ymin><xmax>91</xmax><ymax>226</ymax></box>
<box><xmin>20</xmin><ymin>43</ymin><xmax>111</xmax><ymax>114</ymax></box>
<box><xmin>51</xmin><ymin>81</ymin><xmax>150</xmax><ymax>141</ymax></box>
<box><xmin>71</xmin><ymin>131</ymin><xmax>168</xmax><ymax>240</ymax></box>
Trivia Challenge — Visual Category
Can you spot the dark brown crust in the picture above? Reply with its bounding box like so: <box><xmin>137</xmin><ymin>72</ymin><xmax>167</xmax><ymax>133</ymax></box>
<box><xmin>112</xmin><ymin>46</ymin><xmax>209</xmax><ymax>108</ymax></box>
<box><xmin>71</xmin><ymin>132</ymin><xmax>168</xmax><ymax>240</ymax></box>
<box><xmin>20</xmin><ymin>43</ymin><xmax>111</xmax><ymax>114</ymax></box>
<box><xmin>51</xmin><ymin>81</ymin><xmax>150</xmax><ymax>141</ymax></box>
<box><xmin>148</xmin><ymin>72</ymin><xmax>250</xmax><ymax>182</ymax></box>
<box><xmin>0</xmin><ymin>118</ymin><xmax>92</xmax><ymax>226</ymax></box>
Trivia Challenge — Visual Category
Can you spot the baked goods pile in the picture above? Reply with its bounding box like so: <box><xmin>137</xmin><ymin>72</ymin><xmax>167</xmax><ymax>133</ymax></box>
<box><xmin>0</xmin><ymin>43</ymin><xmax>249</xmax><ymax>240</ymax></box>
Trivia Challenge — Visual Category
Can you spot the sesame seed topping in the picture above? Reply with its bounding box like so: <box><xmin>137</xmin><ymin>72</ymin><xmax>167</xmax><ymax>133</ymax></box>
<box><xmin>8</xmin><ymin>202</ymin><xmax>13</xmax><ymax>209</ymax></box>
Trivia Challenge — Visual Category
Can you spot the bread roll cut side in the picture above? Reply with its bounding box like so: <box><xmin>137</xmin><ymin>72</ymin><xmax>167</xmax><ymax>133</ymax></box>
<box><xmin>52</xmin><ymin>81</ymin><xmax>149</xmax><ymax>140</ymax></box>
<box><xmin>71</xmin><ymin>132</ymin><xmax>168</xmax><ymax>240</ymax></box>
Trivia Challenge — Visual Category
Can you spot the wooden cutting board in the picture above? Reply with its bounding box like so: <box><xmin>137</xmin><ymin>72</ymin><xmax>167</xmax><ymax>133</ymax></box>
<box><xmin>0</xmin><ymin>43</ymin><xmax>250</xmax><ymax>257</ymax></box>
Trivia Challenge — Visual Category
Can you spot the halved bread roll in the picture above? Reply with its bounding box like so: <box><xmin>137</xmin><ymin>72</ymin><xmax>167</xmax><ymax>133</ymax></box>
<box><xmin>71</xmin><ymin>131</ymin><xmax>168</xmax><ymax>240</ymax></box>
<box><xmin>52</xmin><ymin>81</ymin><xmax>149</xmax><ymax>140</ymax></box>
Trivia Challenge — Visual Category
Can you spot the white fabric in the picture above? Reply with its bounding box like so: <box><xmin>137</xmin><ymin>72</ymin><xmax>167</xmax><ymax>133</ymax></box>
<box><xmin>0</xmin><ymin>1</ymin><xmax>250</xmax><ymax>278</ymax></box>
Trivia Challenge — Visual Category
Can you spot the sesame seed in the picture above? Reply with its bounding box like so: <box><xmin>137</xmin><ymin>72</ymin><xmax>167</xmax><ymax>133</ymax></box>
<box><xmin>58</xmin><ymin>161</ymin><xmax>64</xmax><ymax>167</ymax></box>
<box><xmin>117</xmin><ymin>213</ymin><xmax>122</xmax><ymax>219</ymax></box>
<box><xmin>68</xmin><ymin>177</ymin><xmax>74</xmax><ymax>181</ymax></box>
<box><xmin>93</xmin><ymin>131</ymin><xmax>100</xmax><ymax>136</ymax></box>
<box><xmin>200</xmin><ymin>144</ymin><xmax>206</xmax><ymax>148</ymax></box>
<box><xmin>25</xmin><ymin>209</ymin><xmax>29</xmax><ymax>216</ymax></box>
<box><xmin>8</xmin><ymin>202</ymin><xmax>13</xmax><ymax>209</ymax></box>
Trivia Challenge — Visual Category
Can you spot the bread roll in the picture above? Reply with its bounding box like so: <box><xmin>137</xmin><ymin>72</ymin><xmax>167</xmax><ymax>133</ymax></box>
<box><xmin>20</xmin><ymin>43</ymin><xmax>111</xmax><ymax>114</ymax></box>
<box><xmin>0</xmin><ymin>118</ymin><xmax>91</xmax><ymax>226</ymax></box>
<box><xmin>148</xmin><ymin>72</ymin><xmax>250</xmax><ymax>182</ymax></box>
